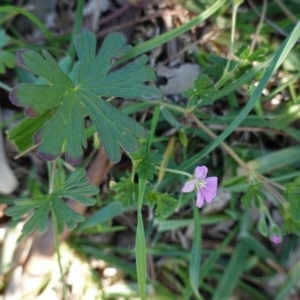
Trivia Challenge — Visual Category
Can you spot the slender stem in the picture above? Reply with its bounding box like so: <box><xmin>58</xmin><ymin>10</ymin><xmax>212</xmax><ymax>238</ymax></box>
<box><xmin>48</xmin><ymin>160</ymin><xmax>57</xmax><ymax>194</ymax></box>
<box><xmin>131</xmin><ymin>164</ymin><xmax>136</xmax><ymax>182</ymax></box>
<box><xmin>215</xmin><ymin>0</ymin><xmax>241</xmax><ymax>89</ymax></box>
<box><xmin>256</xmin><ymin>173</ymin><xmax>285</xmax><ymax>190</ymax></box>
<box><xmin>146</xmin><ymin>105</ymin><xmax>160</xmax><ymax>152</ymax></box>
<box><xmin>250</xmin><ymin>0</ymin><xmax>267</xmax><ymax>53</ymax></box>
<box><xmin>136</xmin><ymin>177</ymin><xmax>147</xmax><ymax>299</ymax></box>
<box><xmin>156</xmin><ymin>166</ymin><xmax>193</xmax><ymax>178</ymax></box>
<box><xmin>262</xmin><ymin>181</ymin><xmax>286</xmax><ymax>204</ymax></box>
<box><xmin>273</xmin><ymin>0</ymin><xmax>298</xmax><ymax>24</ymax></box>
<box><xmin>191</xmin><ymin>115</ymin><xmax>249</xmax><ymax>171</ymax></box>
<box><xmin>144</xmin><ymin>100</ymin><xmax>187</xmax><ymax>114</ymax></box>
<box><xmin>248</xmin><ymin>0</ymin><xmax>290</xmax><ymax>38</ymax></box>
<box><xmin>228</xmin><ymin>1</ymin><xmax>239</xmax><ymax>61</ymax></box>
<box><xmin>52</xmin><ymin>212</ymin><xmax>67</xmax><ymax>299</ymax></box>
<box><xmin>191</xmin><ymin>114</ymin><xmax>286</xmax><ymax>204</ymax></box>
<box><xmin>0</xmin><ymin>81</ymin><xmax>12</xmax><ymax>92</ymax></box>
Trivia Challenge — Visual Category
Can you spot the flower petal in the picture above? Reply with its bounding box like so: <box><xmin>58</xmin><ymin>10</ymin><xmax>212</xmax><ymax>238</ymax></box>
<box><xmin>194</xmin><ymin>166</ymin><xmax>208</xmax><ymax>180</ymax></box>
<box><xmin>202</xmin><ymin>189</ymin><xmax>217</xmax><ymax>203</ymax></box>
<box><xmin>181</xmin><ymin>179</ymin><xmax>197</xmax><ymax>193</ymax></box>
<box><xmin>271</xmin><ymin>235</ymin><xmax>282</xmax><ymax>244</ymax></box>
<box><xmin>196</xmin><ymin>189</ymin><xmax>205</xmax><ymax>208</ymax></box>
<box><xmin>205</xmin><ymin>177</ymin><xmax>218</xmax><ymax>192</ymax></box>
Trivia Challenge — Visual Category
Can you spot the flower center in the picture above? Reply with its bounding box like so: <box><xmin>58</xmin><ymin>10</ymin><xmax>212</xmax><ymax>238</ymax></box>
<box><xmin>196</xmin><ymin>179</ymin><xmax>206</xmax><ymax>189</ymax></box>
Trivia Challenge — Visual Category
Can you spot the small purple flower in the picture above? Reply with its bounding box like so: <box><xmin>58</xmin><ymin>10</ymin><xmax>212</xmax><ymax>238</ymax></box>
<box><xmin>181</xmin><ymin>166</ymin><xmax>218</xmax><ymax>208</ymax></box>
<box><xmin>271</xmin><ymin>235</ymin><xmax>282</xmax><ymax>244</ymax></box>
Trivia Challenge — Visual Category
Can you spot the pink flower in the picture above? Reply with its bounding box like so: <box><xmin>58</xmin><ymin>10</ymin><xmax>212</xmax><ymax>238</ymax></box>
<box><xmin>181</xmin><ymin>166</ymin><xmax>218</xmax><ymax>208</ymax></box>
<box><xmin>271</xmin><ymin>235</ymin><xmax>282</xmax><ymax>244</ymax></box>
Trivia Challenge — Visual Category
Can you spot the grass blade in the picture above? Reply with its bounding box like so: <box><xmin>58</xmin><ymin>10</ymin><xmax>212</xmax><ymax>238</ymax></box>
<box><xmin>212</xmin><ymin>212</ymin><xmax>251</xmax><ymax>299</ymax></box>
<box><xmin>77</xmin><ymin>201</ymin><xmax>128</xmax><ymax>230</ymax></box>
<box><xmin>182</xmin><ymin>21</ymin><xmax>300</xmax><ymax>171</ymax></box>
<box><xmin>136</xmin><ymin>178</ymin><xmax>147</xmax><ymax>299</ymax></box>
<box><xmin>275</xmin><ymin>260</ymin><xmax>300</xmax><ymax>300</ymax></box>
<box><xmin>0</xmin><ymin>6</ymin><xmax>54</xmax><ymax>44</ymax></box>
<box><xmin>118</xmin><ymin>0</ymin><xmax>226</xmax><ymax>63</ymax></box>
<box><xmin>212</xmin><ymin>240</ymin><xmax>249</xmax><ymax>300</ymax></box>
<box><xmin>189</xmin><ymin>204</ymin><xmax>202</xmax><ymax>298</ymax></box>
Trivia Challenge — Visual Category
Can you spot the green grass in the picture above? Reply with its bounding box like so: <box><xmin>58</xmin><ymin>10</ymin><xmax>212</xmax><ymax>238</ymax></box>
<box><xmin>1</xmin><ymin>1</ymin><xmax>300</xmax><ymax>299</ymax></box>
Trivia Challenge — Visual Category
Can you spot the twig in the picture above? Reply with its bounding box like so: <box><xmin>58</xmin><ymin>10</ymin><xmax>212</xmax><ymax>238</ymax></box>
<box><xmin>273</xmin><ymin>0</ymin><xmax>299</xmax><ymax>24</ymax></box>
<box><xmin>97</xmin><ymin>2</ymin><xmax>131</xmax><ymax>28</ymax></box>
<box><xmin>248</xmin><ymin>0</ymin><xmax>291</xmax><ymax>39</ymax></box>
<box><xmin>23</xmin><ymin>10</ymin><xmax>184</xmax><ymax>45</ymax></box>
<box><xmin>96</xmin><ymin>9</ymin><xmax>187</xmax><ymax>38</ymax></box>
<box><xmin>190</xmin><ymin>114</ymin><xmax>250</xmax><ymax>171</ymax></box>
<box><xmin>250</xmin><ymin>0</ymin><xmax>268</xmax><ymax>53</ymax></box>
<box><xmin>208</xmin><ymin>124</ymin><xmax>287</xmax><ymax>136</ymax></box>
<box><xmin>155</xmin><ymin>29</ymin><xmax>221</xmax><ymax>69</ymax></box>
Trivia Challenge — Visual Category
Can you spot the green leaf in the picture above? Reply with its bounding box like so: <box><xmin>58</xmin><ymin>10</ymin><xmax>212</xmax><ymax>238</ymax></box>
<box><xmin>111</xmin><ymin>177</ymin><xmax>138</xmax><ymax>208</ymax></box>
<box><xmin>132</xmin><ymin>147</ymin><xmax>163</xmax><ymax>180</ymax></box>
<box><xmin>241</xmin><ymin>185</ymin><xmax>264</xmax><ymax>209</ymax></box>
<box><xmin>9</xmin><ymin>29</ymin><xmax>162</xmax><ymax>164</ymax></box>
<box><xmin>178</xmin><ymin>130</ymin><xmax>188</xmax><ymax>147</ymax></box>
<box><xmin>0</xmin><ymin>51</ymin><xmax>15</xmax><ymax>73</ymax></box>
<box><xmin>248</xmin><ymin>48</ymin><xmax>268</xmax><ymax>62</ymax></box>
<box><xmin>53</xmin><ymin>168</ymin><xmax>66</xmax><ymax>190</ymax></box>
<box><xmin>146</xmin><ymin>191</ymin><xmax>177</xmax><ymax>219</ymax></box>
<box><xmin>282</xmin><ymin>176</ymin><xmax>300</xmax><ymax>233</ymax></box>
<box><xmin>183</xmin><ymin>74</ymin><xmax>217</xmax><ymax>107</ymax></box>
<box><xmin>241</xmin><ymin>188</ymin><xmax>252</xmax><ymax>208</ymax></box>
<box><xmin>283</xmin><ymin>213</ymin><xmax>300</xmax><ymax>234</ymax></box>
<box><xmin>258</xmin><ymin>217</ymin><xmax>268</xmax><ymax>237</ymax></box>
<box><xmin>0</xmin><ymin>29</ymin><xmax>10</xmax><ymax>49</ymax></box>
<box><xmin>236</xmin><ymin>44</ymin><xmax>250</xmax><ymax>60</ymax></box>
<box><xmin>285</xmin><ymin>176</ymin><xmax>300</xmax><ymax>193</ymax></box>
<box><xmin>0</xmin><ymin>29</ymin><xmax>15</xmax><ymax>73</ymax></box>
<box><xmin>136</xmin><ymin>209</ymin><xmax>147</xmax><ymax>298</ymax></box>
<box><xmin>285</xmin><ymin>176</ymin><xmax>300</xmax><ymax>221</ymax></box>
<box><xmin>270</xmin><ymin>224</ymin><xmax>282</xmax><ymax>239</ymax></box>
<box><xmin>5</xmin><ymin>168</ymin><xmax>99</xmax><ymax>235</ymax></box>
<box><xmin>282</xmin><ymin>201</ymin><xmax>300</xmax><ymax>234</ymax></box>
<box><xmin>6</xmin><ymin>112</ymin><xmax>52</xmax><ymax>153</ymax></box>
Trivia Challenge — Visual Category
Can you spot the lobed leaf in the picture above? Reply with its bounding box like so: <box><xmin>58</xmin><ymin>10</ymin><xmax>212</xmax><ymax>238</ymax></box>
<box><xmin>132</xmin><ymin>148</ymin><xmax>163</xmax><ymax>180</ymax></box>
<box><xmin>146</xmin><ymin>191</ymin><xmax>177</xmax><ymax>219</ymax></box>
<box><xmin>111</xmin><ymin>177</ymin><xmax>138</xmax><ymax>208</ymax></box>
<box><xmin>5</xmin><ymin>168</ymin><xmax>99</xmax><ymax>235</ymax></box>
<box><xmin>285</xmin><ymin>176</ymin><xmax>300</xmax><ymax>222</ymax></box>
<box><xmin>183</xmin><ymin>74</ymin><xmax>217</xmax><ymax>107</ymax></box>
<box><xmin>9</xmin><ymin>28</ymin><xmax>162</xmax><ymax>164</ymax></box>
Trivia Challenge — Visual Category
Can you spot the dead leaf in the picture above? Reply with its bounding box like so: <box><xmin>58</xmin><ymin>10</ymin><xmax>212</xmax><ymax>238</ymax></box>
<box><xmin>157</xmin><ymin>63</ymin><xmax>200</xmax><ymax>95</ymax></box>
<box><xmin>0</xmin><ymin>109</ymin><xmax>18</xmax><ymax>195</ymax></box>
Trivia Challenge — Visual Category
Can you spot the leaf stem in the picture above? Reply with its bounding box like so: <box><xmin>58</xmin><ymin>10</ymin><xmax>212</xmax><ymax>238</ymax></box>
<box><xmin>156</xmin><ymin>166</ymin><xmax>193</xmax><ymax>179</ymax></box>
<box><xmin>135</xmin><ymin>177</ymin><xmax>147</xmax><ymax>299</ymax></box>
<box><xmin>52</xmin><ymin>211</ymin><xmax>67</xmax><ymax>299</ymax></box>
<box><xmin>250</xmin><ymin>0</ymin><xmax>267</xmax><ymax>53</ymax></box>
<box><xmin>191</xmin><ymin>114</ymin><xmax>286</xmax><ymax>204</ymax></box>
<box><xmin>215</xmin><ymin>0</ymin><xmax>241</xmax><ymax>89</ymax></box>
<box><xmin>0</xmin><ymin>81</ymin><xmax>12</xmax><ymax>92</ymax></box>
<box><xmin>190</xmin><ymin>203</ymin><xmax>202</xmax><ymax>299</ymax></box>
<box><xmin>145</xmin><ymin>100</ymin><xmax>187</xmax><ymax>113</ymax></box>
<box><xmin>146</xmin><ymin>105</ymin><xmax>160</xmax><ymax>152</ymax></box>
<box><xmin>48</xmin><ymin>160</ymin><xmax>57</xmax><ymax>194</ymax></box>
<box><xmin>228</xmin><ymin>1</ymin><xmax>240</xmax><ymax>61</ymax></box>
<box><xmin>191</xmin><ymin>115</ymin><xmax>249</xmax><ymax>171</ymax></box>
